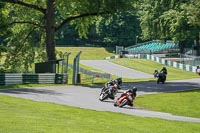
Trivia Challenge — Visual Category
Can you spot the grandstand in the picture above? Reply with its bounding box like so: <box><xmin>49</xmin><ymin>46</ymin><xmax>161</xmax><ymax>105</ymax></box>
<box><xmin>125</xmin><ymin>40</ymin><xmax>179</xmax><ymax>54</ymax></box>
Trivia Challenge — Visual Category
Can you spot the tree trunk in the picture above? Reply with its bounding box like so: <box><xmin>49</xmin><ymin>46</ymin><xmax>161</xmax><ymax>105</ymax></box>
<box><xmin>46</xmin><ymin>0</ymin><xmax>56</xmax><ymax>61</ymax></box>
<box><xmin>195</xmin><ymin>33</ymin><xmax>200</xmax><ymax>56</ymax></box>
<box><xmin>179</xmin><ymin>40</ymin><xmax>185</xmax><ymax>54</ymax></box>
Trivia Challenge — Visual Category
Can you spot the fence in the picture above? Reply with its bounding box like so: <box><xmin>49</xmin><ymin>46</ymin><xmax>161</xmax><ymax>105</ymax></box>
<box><xmin>116</xmin><ymin>46</ymin><xmax>124</xmax><ymax>54</ymax></box>
<box><xmin>0</xmin><ymin>73</ymin><xmax>67</xmax><ymax>85</ymax></box>
<box><xmin>106</xmin><ymin>53</ymin><xmax>198</xmax><ymax>73</ymax></box>
<box><xmin>68</xmin><ymin>64</ymin><xmax>112</xmax><ymax>83</ymax></box>
<box><xmin>144</xmin><ymin>54</ymin><xmax>197</xmax><ymax>72</ymax></box>
<box><xmin>180</xmin><ymin>54</ymin><xmax>200</xmax><ymax>66</ymax></box>
<box><xmin>72</xmin><ymin>51</ymin><xmax>82</xmax><ymax>85</ymax></box>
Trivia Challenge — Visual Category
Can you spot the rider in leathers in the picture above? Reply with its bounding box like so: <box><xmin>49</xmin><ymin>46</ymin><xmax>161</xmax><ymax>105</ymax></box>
<box><xmin>101</xmin><ymin>78</ymin><xmax>122</xmax><ymax>99</ymax></box>
<box><xmin>116</xmin><ymin>87</ymin><xmax>137</xmax><ymax>106</ymax></box>
<box><xmin>160</xmin><ymin>67</ymin><xmax>167</xmax><ymax>81</ymax></box>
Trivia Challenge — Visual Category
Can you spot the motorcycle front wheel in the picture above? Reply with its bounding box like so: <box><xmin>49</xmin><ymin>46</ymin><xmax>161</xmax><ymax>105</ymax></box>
<box><xmin>99</xmin><ymin>93</ymin><xmax>109</xmax><ymax>101</ymax></box>
<box><xmin>119</xmin><ymin>99</ymin><xmax>128</xmax><ymax>108</ymax></box>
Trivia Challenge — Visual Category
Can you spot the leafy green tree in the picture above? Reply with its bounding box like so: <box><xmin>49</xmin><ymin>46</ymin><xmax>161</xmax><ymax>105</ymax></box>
<box><xmin>56</xmin><ymin>11</ymin><xmax>141</xmax><ymax>48</ymax></box>
<box><xmin>182</xmin><ymin>0</ymin><xmax>200</xmax><ymax>55</ymax></box>
<box><xmin>95</xmin><ymin>11</ymin><xmax>141</xmax><ymax>47</ymax></box>
<box><xmin>137</xmin><ymin>0</ymin><xmax>200</xmax><ymax>55</ymax></box>
<box><xmin>0</xmin><ymin>0</ymin><xmax>133</xmax><ymax>72</ymax></box>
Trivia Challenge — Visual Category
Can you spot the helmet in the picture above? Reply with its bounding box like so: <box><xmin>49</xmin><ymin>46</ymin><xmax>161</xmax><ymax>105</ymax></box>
<box><xmin>114</xmin><ymin>84</ymin><xmax>118</xmax><ymax>88</ymax></box>
<box><xmin>163</xmin><ymin>67</ymin><xmax>166</xmax><ymax>70</ymax></box>
<box><xmin>132</xmin><ymin>87</ymin><xmax>137</xmax><ymax>92</ymax></box>
<box><xmin>116</xmin><ymin>77</ymin><xmax>122</xmax><ymax>85</ymax></box>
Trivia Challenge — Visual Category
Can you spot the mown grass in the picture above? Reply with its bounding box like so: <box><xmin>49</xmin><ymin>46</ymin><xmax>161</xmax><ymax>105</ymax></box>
<box><xmin>110</xmin><ymin>58</ymin><xmax>199</xmax><ymax>80</ymax></box>
<box><xmin>56</xmin><ymin>47</ymin><xmax>115</xmax><ymax>84</ymax></box>
<box><xmin>0</xmin><ymin>83</ymin><xmax>67</xmax><ymax>90</ymax></box>
<box><xmin>56</xmin><ymin>47</ymin><xmax>199</xmax><ymax>84</ymax></box>
<box><xmin>56</xmin><ymin>47</ymin><xmax>114</xmax><ymax>63</ymax></box>
<box><xmin>109</xmin><ymin>58</ymin><xmax>200</xmax><ymax>117</ymax></box>
<box><xmin>57</xmin><ymin>47</ymin><xmax>199</xmax><ymax>84</ymax></box>
<box><xmin>0</xmin><ymin>95</ymin><xmax>199</xmax><ymax>133</ymax></box>
<box><xmin>135</xmin><ymin>89</ymin><xmax>200</xmax><ymax>118</ymax></box>
<box><xmin>1</xmin><ymin>47</ymin><xmax>200</xmax><ymax>132</ymax></box>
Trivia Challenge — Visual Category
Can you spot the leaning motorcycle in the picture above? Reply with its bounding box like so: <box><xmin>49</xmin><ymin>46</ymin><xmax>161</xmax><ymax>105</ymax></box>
<box><xmin>99</xmin><ymin>85</ymin><xmax>118</xmax><ymax>101</ymax></box>
<box><xmin>100</xmin><ymin>78</ymin><xmax>122</xmax><ymax>93</ymax></box>
<box><xmin>114</xmin><ymin>92</ymin><xmax>133</xmax><ymax>108</ymax></box>
<box><xmin>153</xmin><ymin>70</ymin><xmax>166</xmax><ymax>84</ymax></box>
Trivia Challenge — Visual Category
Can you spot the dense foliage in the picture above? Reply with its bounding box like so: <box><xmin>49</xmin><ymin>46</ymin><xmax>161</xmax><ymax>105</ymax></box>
<box><xmin>0</xmin><ymin>0</ymin><xmax>134</xmax><ymax>72</ymax></box>
<box><xmin>0</xmin><ymin>0</ymin><xmax>199</xmax><ymax>72</ymax></box>
<box><xmin>137</xmin><ymin>0</ymin><xmax>200</xmax><ymax>54</ymax></box>
<box><xmin>56</xmin><ymin>11</ymin><xmax>141</xmax><ymax>47</ymax></box>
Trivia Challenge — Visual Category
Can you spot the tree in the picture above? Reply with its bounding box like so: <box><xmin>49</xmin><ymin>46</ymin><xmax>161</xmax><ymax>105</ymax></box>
<box><xmin>0</xmin><ymin>0</ymin><xmax>133</xmax><ymax>72</ymax></box>
<box><xmin>137</xmin><ymin>0</ymin><xmax>200</xmax><ymax>55</ymax></box>
<box><xmin>182</xmin><ymin>0</ymin><xmax>200</xmax><ymax>55</ymax></box>
<box><xmin>96</xmin><ymin>11</ymin><xmax>141</xmax><ymax>47</ymax></box>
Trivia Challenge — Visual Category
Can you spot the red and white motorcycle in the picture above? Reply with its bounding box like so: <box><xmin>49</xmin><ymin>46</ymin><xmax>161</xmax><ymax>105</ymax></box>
<box><xmin>114</xmin><ymin>92</ymin><xmax>134</xmax><ymax>108</ymax></box>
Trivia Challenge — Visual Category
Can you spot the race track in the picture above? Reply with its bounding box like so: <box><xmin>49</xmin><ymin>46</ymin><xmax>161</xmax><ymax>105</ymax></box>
<box><xmin>80</xmin><ymin>60</ymin><xmax>152</xmax><ymax>79</ymax></box>
<box><xmin>0</xmin><ymin>81</ymin><xmax>200</xmax><ymax>123</ymax></box>
<box><xmin>0</xmin><ymin>60</ymin><xmax>200</xmax><ymax>123</ymax></box>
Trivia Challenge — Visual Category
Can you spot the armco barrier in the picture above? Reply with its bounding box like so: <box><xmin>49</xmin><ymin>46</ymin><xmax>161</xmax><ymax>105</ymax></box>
<box><xmin>105</xmin><ymin>53</ymin><xmax>198</xmax><ymax>73</ymax></box>
<box><xmin>68</xmin><ymin>64</ymin><xmax>112</xmax><ymax>83</ymax></box>
<box><xmin>0</xmin><ymin>73</ymin><xmax>68</xmax><ymax>85</ymax></box>
<box><xmin>0</xmin><ymin>73</ymin><xmax>5</xmax><ymax>85</ymax></box>
<box><xmin>146</xmin><ymin>54</ymin><xmax>197</xmax><ymax>73</ymax></box>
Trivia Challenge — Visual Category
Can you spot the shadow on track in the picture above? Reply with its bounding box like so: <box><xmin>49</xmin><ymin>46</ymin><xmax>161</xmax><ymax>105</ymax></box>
<box><xmin>0</xmin><ymin>88</ymin><xmax>62</xmax><ymax>95</ymax></box>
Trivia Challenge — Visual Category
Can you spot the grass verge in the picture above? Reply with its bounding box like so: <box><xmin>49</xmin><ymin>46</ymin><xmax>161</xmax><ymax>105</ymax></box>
<box><xmin>110</xmin><ymin>58</ymin><xmax>199</xmax><ymax>80</ymax></box>
<box><xmin>0</xmin><ymin>95</ymin><xmax>199</xmax><ymax>133</ymax></box>
<box><xmin>135</xmin><ymin>89</ymin><xmax>200</xmax><ymax>118</ymax></box>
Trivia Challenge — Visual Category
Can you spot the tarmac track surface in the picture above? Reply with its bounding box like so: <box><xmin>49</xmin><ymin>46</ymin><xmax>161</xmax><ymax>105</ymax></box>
<box><xmin>80</xmin><ymin>60</ymin><xmax>152</xmax><ymax>79</ymax></box>
<box><xmin>1</xmin><ymin>60</ymin><xmax>200</xmax><ymax>123</ymax></box>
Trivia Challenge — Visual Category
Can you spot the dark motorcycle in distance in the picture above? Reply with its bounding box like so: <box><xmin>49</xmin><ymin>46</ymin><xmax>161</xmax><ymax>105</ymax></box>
<box><xmin>114</xmin><ymin>92</ymin><xmax>134</xmax><ymax>108</ymax></box>
<box><xmin>153</xmin><ymin>70</ymin><xmax>166</xmax><ymax>84</ymax></box>
<box><xmin>99</xmin><ymin>84</ymin><xmax>118</xmax><ymax>101</ymax></box>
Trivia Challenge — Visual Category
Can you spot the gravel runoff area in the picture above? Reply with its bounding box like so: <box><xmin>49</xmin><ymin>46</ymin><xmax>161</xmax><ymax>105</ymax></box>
<box><xmin>0</xmin><ymin>60</ymin><xmax>200</xmax><ymax>123</ymax></box>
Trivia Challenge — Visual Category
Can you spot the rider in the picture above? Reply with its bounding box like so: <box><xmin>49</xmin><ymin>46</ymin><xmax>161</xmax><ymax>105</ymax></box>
<box><xmin>196</xmin><ymin>66</ymin><xmax>200</xmax><ymax>75</ymax></box>
<box><xmin>109</xmin><ymin>84</ymin><xmax>119</xmax><ymax>100</ymax></box>
<box><xmin>160</xmin><ymin>66</ymin><xmax>167</xmax><ymax>80</ymax></box>
<box><xmin>102</xmin><ymin>77</ymin><xmax>122</xmax><ymax>92</ymax></box>
<box><xmin>101</xmin><ymin>78</ymin><xmax>122</xmax><ymax>100</ymax></box>
<box><xmin>153</xmin><ymin>69</ymin><xmax>159</xmax><ymax>78</ymax></box>
<box><xmin>117</xmin><ymin>87</ymin><xmax>137</xmax><ymax>106</ymax></box>
<box><xmin>107</xmin><ymin>77</ymin><xmax>122</xmax><ymax>87</ymax></box>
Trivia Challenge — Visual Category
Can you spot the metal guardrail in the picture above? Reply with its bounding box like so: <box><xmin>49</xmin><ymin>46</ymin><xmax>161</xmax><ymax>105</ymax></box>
<box><xmin>143</xmin><ymin>54</ymin><xmax>197</xmax><ymax>72</ymax></box>
<box><xmin>68</xmin><ymin>64</ymin><xmax>111</xmax><ymax>82</ymax></box>
<box><xmin>180</xmin><ymin>54</ymin><xmax>200</xmax><ymax>66</ymax></box>
<box><xmin>72</xmin><ymin>51</ymin><xmax>82</xmax><ymax>85</ymax></box>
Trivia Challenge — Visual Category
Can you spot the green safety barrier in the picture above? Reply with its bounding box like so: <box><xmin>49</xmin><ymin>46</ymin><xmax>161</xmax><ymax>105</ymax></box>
<box><xmin>0</xmin><ymin>73</ymin><xmax>68</xmax><ymax>85</ymax></box>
